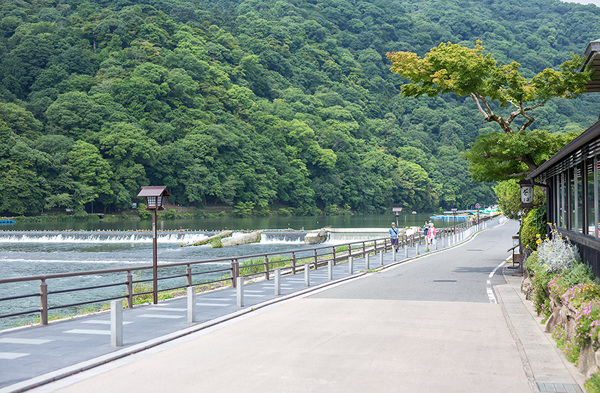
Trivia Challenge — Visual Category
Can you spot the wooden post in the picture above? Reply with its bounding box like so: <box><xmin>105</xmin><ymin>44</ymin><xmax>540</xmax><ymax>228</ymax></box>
<box><xmin>186</xmin><ymin>264</ymin><xmax>192</xmax><ymax>287</ymax></box>
<box><xmin>231</xmin><ymin>259</ymin><xmax>238</xmax><ymax>288</ymax></box>
<box><xmin>40</xmin><ymin>278</ymin><xmax>48</xmax><ymax>326</ymax></box>
<box><xmin>126</xmin><ymin>271</ymin><xmax>133</xmax><ymax>309</ymax></box>
<box><xmin>264</xmin><ymin>255</ymin><xmax>270</xmax><ymax>280</ymax></box>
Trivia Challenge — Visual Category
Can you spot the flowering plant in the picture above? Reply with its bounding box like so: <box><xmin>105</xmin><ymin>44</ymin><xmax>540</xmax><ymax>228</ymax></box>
<box><xmin>574</xmin><ymin>299</ymin><xmax>600</xmax><ymax>347</ymax></box>
<box><xmin>536</xmin><ymin>226</ymin><xmax>580</xmax><ymax>273</ymax></box>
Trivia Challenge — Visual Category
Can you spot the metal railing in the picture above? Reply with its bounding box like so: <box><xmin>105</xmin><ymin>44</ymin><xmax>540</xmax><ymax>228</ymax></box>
<box><xmin>0</xmin><ymin>217</ymin><xmax>489</xmax><ymax>327</ymax></box>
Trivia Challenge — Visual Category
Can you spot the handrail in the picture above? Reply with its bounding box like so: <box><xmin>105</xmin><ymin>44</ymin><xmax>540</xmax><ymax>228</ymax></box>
<box><xmin>0</xmin><ymin>217</ymin><xmax>492</xmax><ymax>327</ymax></box>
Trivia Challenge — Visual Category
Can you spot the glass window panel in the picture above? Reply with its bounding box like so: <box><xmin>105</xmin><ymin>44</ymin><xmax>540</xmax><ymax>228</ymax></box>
<box><xmin>570</xmin><ymin>169</ymin><xmax>576</xmax><ymax>230</ymax></box>
<box><xmin>577</xmin><ymin>166</ymin><xmax>584</xmax><ymax>233</ymax></box>
<box><xmin>559</xmin><ymin>172</ymin><xmax>566</xmax><ymax>228</ymax></box>
<box><xmin>588</xmin><ymin>161</ymin><xmax>596</xmax><ymax>237</ymax></box>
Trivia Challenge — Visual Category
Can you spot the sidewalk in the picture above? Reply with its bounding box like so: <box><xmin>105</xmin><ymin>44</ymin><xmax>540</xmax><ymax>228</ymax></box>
<box><xmin>1</xmin><ymin>218</ymin><xmax>589</xmax><ymax>393</ymax></box>
<box><xmin>496</xmin><ymin>266</ymin><xmax>585</xmax><ymax>393</ymax></box>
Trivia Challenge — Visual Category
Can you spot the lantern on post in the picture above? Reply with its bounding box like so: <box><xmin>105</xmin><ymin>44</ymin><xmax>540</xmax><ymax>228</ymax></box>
<box><xmin>137</xmin><ymin>186</ymin><xmax>170</xmax><ymax>304</ymax></box>
<box><xmin>392</xmin><ymin>207</ymin><xmax>403</xmax><ymax>227</ymax></box>
<box><xmin>451</xmin><ymin>208</ymin><xmax>458</xmax><ymax>234</ymax></box>
<box><xmin>519</xmin><ymin>179</ymin><xmax>534</xmax><ymax>209</ymax></box>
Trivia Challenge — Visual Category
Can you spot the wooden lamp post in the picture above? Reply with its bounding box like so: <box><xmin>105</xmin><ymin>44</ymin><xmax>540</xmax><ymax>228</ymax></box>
<box><xmin>137</xmin><ymin>186</ymin><xmax>170</xmax><ymax>304</ymax></box>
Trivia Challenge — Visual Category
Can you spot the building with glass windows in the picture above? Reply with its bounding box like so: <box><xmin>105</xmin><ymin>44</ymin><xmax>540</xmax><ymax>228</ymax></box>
<box><xmin>527</xmin><ymin>40</ymin><xmax>600</xmax><ymax>275</ymax></box>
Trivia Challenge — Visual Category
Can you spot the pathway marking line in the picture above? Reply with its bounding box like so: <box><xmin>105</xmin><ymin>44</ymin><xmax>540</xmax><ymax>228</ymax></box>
<box><xmin>487</xmin><ymin>260</ymin><xmax>505</xmax><ymax>304</ymax></box>
<box><xmin>0</xmin><ymin>338</ymin><xmax>52</xmax><ymax>345</ymax></box>
<box><xmin>137</xmin><ymin>314</ymin><xmax>184</xmax><ymax>319</ymax></box>
<box><xmin>64</xmin><ymin>329</ymin><xmax>111</xmax><ymax>336</ymax></box>
<box><xmin>0</xmin><ymin>352</ymin><xmax>28</xmax><ymax>359</ymax></box>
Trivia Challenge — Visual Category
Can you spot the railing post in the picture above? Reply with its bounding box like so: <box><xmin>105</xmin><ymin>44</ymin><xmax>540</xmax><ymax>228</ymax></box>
<box><xmin>274</xmin><ymin>269</ymin><xmax>281</xmax><ymax>296</ymax></box>
<box><xmin>187</xmin><ymin>286</ymin><xmax>196</xmax><ymax>323</ymax></box>
<box><xmin>264</xmin><ymin>255</ymin><xmax>270</xmax><ymax>281</ymax></box>
<box><xmin>40</xmin><ymin>278</ymin><xmax>48</xmax><ymax>326</ymax></box>
<box><xmin>111</xmin><ymin>300</ymin><xmax>123</xmax><ymax>347</ymax></box>
<box><xmin>332</xmin><ymin>246</ymin><xmax>336</xmax><ymax>266</ymax></box>
<box><xmin>313</xmin><ymin>249</ymin><xmax>318</xmax><ymax>270</ymax></box>
<box><xmin>186</xmin><ymin>264</ymin><xmax>192</xmax><ymax>287</ymax></box>
<box><xmin>292</xmin><ymin>252</ymin><xmax>296</xmax><ymax>275</ymax></box>
<box><xmin>304</xmin><ymin>263</ymin><xmax>310</xmax><ymax>287</ymax></box>
<box><xmin>362</xmin><ymin>241</ymin><xmax>366</xmax><ymax>257</ymax></box>
<box><xmin>231</xmin><ymin>259</ymin><xmax>238</xmax><ymax>288</ymax></box>
<box><xmin>237</xmin><ymin>277</ymin><xmax>244</xmax><ymax>307</ymax></box>
<box><xmin>126</xmin><ymin>271</ymin><xmax>133</xmax><ymax>309</ymax></box>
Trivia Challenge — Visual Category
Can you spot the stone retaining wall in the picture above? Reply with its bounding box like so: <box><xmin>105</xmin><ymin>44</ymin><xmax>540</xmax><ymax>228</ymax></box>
<box><xmin>522</xmin><ymin>271</ymin><xmax>600</xmax><ymax>377</ymax></box>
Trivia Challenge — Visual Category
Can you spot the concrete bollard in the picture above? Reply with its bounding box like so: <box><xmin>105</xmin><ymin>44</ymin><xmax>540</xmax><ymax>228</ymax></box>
<box><xmin>274</xmin><ymin>269</ymin><xmax>281</xmax><ymax>296</ymax></box>
<box><xmin>237</xmin><ymin>277</ymin><xmax>244</xmax><ymax>307</ymax></box>
<box><xmin>328</xmin><ymin>260</ymin><xmax>333</xmax><ymax>281</ymax></box>
<box><xmin>405</xmin><ymin>244</ymin><xmax>408</xmax><ymax>258</ymax></box>
<box><xmin>304</xmin><ymin>263</ymin><xmax>310</xmax><ymax>287</ymax></box>
<box><xmin>379</xmin><ymin>250</ymin><xmax>383</xmax><ymax>266</ymax></box>
<box><xmin>416</xmin><ymin>242</ymin><xmax>419</xmax><ymax>255</ymax></box>
<box><xmin>392</xmin><ymin>247</ymin><xmax>396</xmax><ymax>262</ymax></box>
<box><xmin>366</xmin><ymin>253</ymin><xmax>370</xmax><ymax>270</ymax></box>
<box><xmin>111</xmin><ymin>300</ymin><xmax>123</xmax><ymax>347</ymax></box>
<box><xmin>187</xmin><ymin>286</ymin><xmax>196</xmax><ymax>323</ymax></box>
<box><xmin>349</xmin><ymin>256</ymin><xmax>354</xmax><ymax>274</ymax></box>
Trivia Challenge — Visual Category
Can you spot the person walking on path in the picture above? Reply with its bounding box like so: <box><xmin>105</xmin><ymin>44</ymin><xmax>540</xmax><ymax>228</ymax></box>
<box><xmin>427</xmin><ymin>223</ymin><xmax>437</xmax><ymax>250</ymax></box>
<box><xmin>423</xmin><ymin>221</ymin><xmax>430</xmax><ymax>247</ymax></box>
<box><xmin>389</xmin><ymin>222</ymin><xmax>400</xmax><ymax>252</ymax></box>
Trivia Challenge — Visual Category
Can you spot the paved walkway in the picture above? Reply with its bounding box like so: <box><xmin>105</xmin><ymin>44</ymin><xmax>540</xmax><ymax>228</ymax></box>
<box><xmin>0</xmin><ymin>218</ymin><xmax>587</xmax><ymax>393</ymax></box>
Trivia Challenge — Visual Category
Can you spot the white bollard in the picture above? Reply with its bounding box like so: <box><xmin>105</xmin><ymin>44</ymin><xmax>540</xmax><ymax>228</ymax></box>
<box><xmin>405</xmin><ymin>244</ymin><xmax>408</xmax><ymax>258</ymax></box>
<box><xmin>274</xmin><ymin>269</ymin><xmax>281</xmax><ymax>296</ymax></box>
<box><xmin>237</xmin><ymin>277</ymin><xmax>244</xmax><ymax>307</ymax></box>
<box><xmin>416</xmin><ymin>242</ymin><xmax>419</xmax><ymax>255</ymax></box>
<box><xmin>111</xmin><ymin>300</ymin><xmax>123</xmax><ymax>347</ymax></box>
<box><xmin>392</xmin><ymin>247</ymin><xmax>396</xmax><ymax>262</ymax></box>
<box><xmin>328</xmin><ymin>261</ymin><xmax>333</xmax><ymax>281</ymax></box>
<box><xmin>304</xmin><ymin>263</ymin><xmax>310</xmax><ymax>287</ymax></box>
<box><xmin>379</xmin><ymin>250</ymin><xmax>383</xmax><ymax>266</ymax></box>
<box><xmin>349</xmin><ymin>256</ymin><xmax>354</xmax><ymax>274</ymax></box>
<box><xmin>187</xmin><ymin>286</ymin><xmax>196</xmax><ymax>323</ymax></box>
<box><xmin>366</xmin><ymin>253</ymin><xmax>370</xmax><ymax>270</ymax></box>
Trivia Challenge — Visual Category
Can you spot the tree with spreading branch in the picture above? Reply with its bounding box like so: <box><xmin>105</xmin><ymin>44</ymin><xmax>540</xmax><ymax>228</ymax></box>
<box><xmin>386</xmin><ymin>41</ymin><xmax>591</xmax><ymax>182</ymax></box>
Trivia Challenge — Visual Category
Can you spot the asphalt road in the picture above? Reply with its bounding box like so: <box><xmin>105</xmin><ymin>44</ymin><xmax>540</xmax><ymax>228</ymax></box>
<box><xmin>28</xmin><ymin>217</ymin><xmax>544</xmax><ymax>393</ymax></box>
<box><xmin>312</xmin><ymin>219</ymin><xmax>517</xmax><ymax>303</ymax></box>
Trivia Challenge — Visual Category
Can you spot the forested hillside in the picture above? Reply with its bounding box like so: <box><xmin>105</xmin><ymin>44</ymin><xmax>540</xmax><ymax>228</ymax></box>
<box><xmin>1</xmin><ymin>0</ymin><xmax>600</xmax><ymax>216</ymax></box>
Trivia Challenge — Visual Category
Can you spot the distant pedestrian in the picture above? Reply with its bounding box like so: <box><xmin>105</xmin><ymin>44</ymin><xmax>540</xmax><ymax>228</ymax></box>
<box><xmin>389</xmin><ymin>222</ymin><xmax>400</xmax><ymax>252</ymax></box>
<box><xmin>428</xmin><ymin>223</ymin><xmax>437</xmax><ymax>250</ymax></box>
<box><xmin>423</xmin><ymin>221</ymin><xmax>430</xmax><ymax>245</ymax></box>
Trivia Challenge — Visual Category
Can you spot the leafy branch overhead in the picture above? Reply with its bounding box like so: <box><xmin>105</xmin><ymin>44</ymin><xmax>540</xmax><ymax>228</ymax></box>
<box><xmin>386</xmin><ymin>41</ymin><xmax>591</xmax><ymax>135</ymax></box>
<box><xmin>387</xmin><ymin>41</ymin><xmax>592</xmax><ymax>181</ymax></box>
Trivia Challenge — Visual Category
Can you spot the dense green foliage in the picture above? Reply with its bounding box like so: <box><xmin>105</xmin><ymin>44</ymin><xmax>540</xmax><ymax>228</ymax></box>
<box><xmin>1</xmin><ymin>0</ymin><xmax>600</xmax><ymax>216</ymax></box>
<box><xmin>520</xmin><ymin>205</ymin><xmax>547</xmax><ymax>251</ymax></box>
